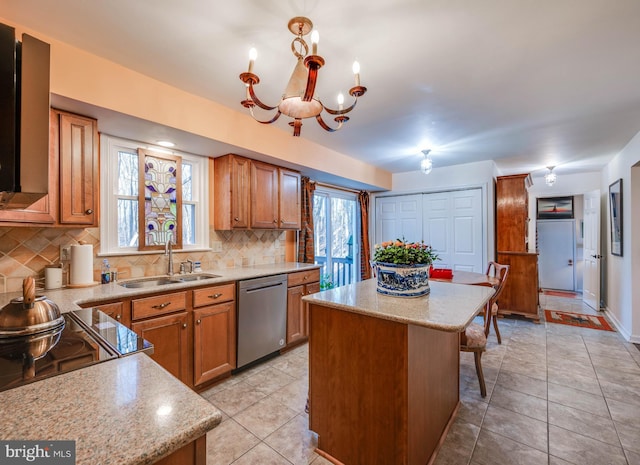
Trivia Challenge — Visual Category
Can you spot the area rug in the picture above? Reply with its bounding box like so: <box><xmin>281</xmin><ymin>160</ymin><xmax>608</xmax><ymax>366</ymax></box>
<box><xmin>542</xmin><ymin>289</ymin><xmax>579</xmax><ymax>298</ymax></box>
<box><xmin>544</xmin><ymin>309</ymin><xmax>614</xmax><ymax>331</ymax></box>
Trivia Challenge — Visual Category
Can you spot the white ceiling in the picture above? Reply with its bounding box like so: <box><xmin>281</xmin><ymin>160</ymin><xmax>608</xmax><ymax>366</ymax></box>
<box><xmin>3</xmin><ymin>0</ymin><xmax>640</xmax><ymax>182</ymax></box>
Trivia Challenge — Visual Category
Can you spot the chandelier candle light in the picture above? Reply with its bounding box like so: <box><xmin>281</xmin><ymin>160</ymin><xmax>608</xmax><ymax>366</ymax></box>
<box><xmin>545</xmin><ymin>166</ymin><xmax>557</xmax><ymax>186</ymax></box>
<box><xmin>240</xmin><ymin>16</ymin><xmax>367</xmax><ymax>136</ymax></box>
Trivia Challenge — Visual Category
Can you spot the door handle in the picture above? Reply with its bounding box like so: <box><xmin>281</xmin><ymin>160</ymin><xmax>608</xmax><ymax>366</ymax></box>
<box><xmin>591</xmin><ymin>254</ymin><xmax>602</xmax><ymax>259</ymax></box>
<box><xmin>568</xmin><ymin>259</ymin><xmax>573</xmax><ymax>266</ymax></box>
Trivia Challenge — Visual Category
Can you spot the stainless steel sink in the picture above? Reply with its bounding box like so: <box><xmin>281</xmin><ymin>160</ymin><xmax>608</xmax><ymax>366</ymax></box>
<box><xmin>175</xmin><ymin>273</ymin><xmax>220</xmax><ymax>282</ymax></box>
<box><xmin>118</xmin><ymin>273</ymin><xmax>221</xmax><ymax>288</ymax></box>
<box><xmin>118</xmin><ymin>277</ymin><xmax>180</xmax><ymax>288</ymax></box>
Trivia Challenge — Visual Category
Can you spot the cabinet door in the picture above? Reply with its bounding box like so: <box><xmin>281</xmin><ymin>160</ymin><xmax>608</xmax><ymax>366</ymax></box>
<box><xmin>279</xmin><ymin>169</ymin><xmax>301</xmax><ymax>229</ymax></box>
<box><xmin>287</xmin><ymin>285</ymin><xmax>305</xmax><ymax>344</ymax></box>
<box><xmin>251</xmin><ymin>161</ymin><xmax>279</xmax><ymax>229</ymax></box>
<box><xmin>193</xmin><ymin>302</ymin><xmax>236</xmax><ymax>385</ymax></box>
<box><xmin>58</xmin><ymin>111</ymin><xmax>98</xmax><ymax>225</ymax></box>
<box><xmin>132</xmin><ymin>312</ymin><xmax>189</xmax><ymax>383</ymax></box>
<box><xmin>303</xmin><ymin>282</ymin><xmax>321</xmax><ymax>338</ymax></box>
<box><xmin>230</xmin><ymin>155</ymin><xmax>250</xmax><ymax>229</ymax></box>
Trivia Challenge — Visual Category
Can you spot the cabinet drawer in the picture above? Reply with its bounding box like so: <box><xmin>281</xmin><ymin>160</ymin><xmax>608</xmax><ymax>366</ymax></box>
<box><xmin>288</xmin><ymin>269</ymin><xmax>320</xmax><ymax>287</ymax></box>
<box><xmin>193</xmin><ymin>283</ymin><xmax>236</xmax><ymax>308</ymax></box>
<box><xmin>132</xmin><ymin>291</ymin><xmax>187</xmax><ymax>320</ymax></box>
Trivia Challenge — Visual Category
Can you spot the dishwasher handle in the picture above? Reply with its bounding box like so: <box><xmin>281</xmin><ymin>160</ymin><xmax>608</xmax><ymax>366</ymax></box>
<box><xmin>243</xmin><ymin>282</ymin><xmax>285</xmax><ymax>294</ymax></box>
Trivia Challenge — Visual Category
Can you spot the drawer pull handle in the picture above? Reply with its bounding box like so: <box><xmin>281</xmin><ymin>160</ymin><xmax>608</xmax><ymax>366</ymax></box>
<box><xmin>182</xmin><ymin>323</ymin><xmax>187</xmax><ymax>328</ymax></box>
<box><xmin>208</xmin><ymin>293</ymin><xmax>223</xmax><ymax>299</ymax></box>
<box><xmin>151</xmin><ymin>302</ymin><xmax>171</xmax><ymax>309</ymax></box>
<box><xmin>196</xmin><ymin>319</ymin><xmax>201</xmax><ymax>325</ymax></box>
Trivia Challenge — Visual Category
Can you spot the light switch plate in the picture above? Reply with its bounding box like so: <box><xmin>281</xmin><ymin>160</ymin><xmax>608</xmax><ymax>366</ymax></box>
<box><xmin>60</xmin><ymin>245</ymin><xmax>71</xmax><ymax>261</ymax></box>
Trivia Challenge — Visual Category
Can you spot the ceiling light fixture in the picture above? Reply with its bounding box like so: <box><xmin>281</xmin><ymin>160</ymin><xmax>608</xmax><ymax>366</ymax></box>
<box><xmin>420</xmin><ymin>149</ymin><xmax>433</xmax><ymax>175</ymax></box>
<box><xmin>239</xmin><ymin>16</ymin><xmax>367</xmax><ymax>137</ymax></box>
<box><xmin>545</xmin><ymin>166</ymin><xmax>557</xmax><ymax>186</ymax></box>
<box><xmin>156</xmin><ymin>140</ymin><xmax>175</xmax><ymax>148</ymax></box>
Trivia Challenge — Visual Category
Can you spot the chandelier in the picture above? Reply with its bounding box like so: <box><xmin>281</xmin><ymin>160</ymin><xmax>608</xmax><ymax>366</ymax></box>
<box><xmin>239</xmin><ymin>16</ymin><xmax>367</xmax><ymax>137</ymax></box>
<box><xmin>420</xmin><ymin>149</ymin><xmax>433</xmax><ymax>174</ymax></box>
<box><xmin>544</xmin><ymin>166</ymin><xmax>557</xmax><ymax>186</ymax></box>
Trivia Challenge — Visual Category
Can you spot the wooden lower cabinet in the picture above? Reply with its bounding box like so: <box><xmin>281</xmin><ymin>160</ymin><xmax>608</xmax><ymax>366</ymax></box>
<box><xmin>155</xmin><ymin>435</ymin><xmax>206</xmax><ymax>465</ymax></box>
<box><xmin>193</xmin><ymin>301</ymin><xmax>236</xmax><ymax>385</ymax></box>
<box><xmin>131</xmin><ymin>312</ymin><xmax>190</xmax><ymax>383</ymax></box>
<box><xmin>496</xmin><ymin>251</ymin><xmax>540</xmax><ymax>321</ymax></box>
<box><xmin>287</xmin><ymin>269</ymin><xmax>321</xmax><ymax>345</ymax></box>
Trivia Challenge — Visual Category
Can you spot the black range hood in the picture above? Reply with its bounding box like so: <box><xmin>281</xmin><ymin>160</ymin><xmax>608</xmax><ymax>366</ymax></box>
<box><xmin>0</xmin><ymin>23</ymin><xmax>50</xmax><ymax>210</ymax></box>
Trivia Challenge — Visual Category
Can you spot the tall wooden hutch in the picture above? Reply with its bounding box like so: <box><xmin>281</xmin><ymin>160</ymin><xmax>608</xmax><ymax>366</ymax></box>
<box><xmin>496</xmin><ymin>174</ymin><xmax>540</xmax><ymax>322</ymax></box>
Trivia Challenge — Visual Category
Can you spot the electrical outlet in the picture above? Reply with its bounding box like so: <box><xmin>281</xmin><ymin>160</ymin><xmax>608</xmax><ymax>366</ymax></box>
<box><xmin>60</xmin><ymin>245</ymin><xmax>71</xmax><ymax>261</ymax></box>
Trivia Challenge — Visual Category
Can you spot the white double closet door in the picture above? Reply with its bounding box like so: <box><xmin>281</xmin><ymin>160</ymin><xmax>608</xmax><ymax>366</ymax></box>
<box><xmin>375</xmin><ymin>189</ymin><xmax>484</xmax><ymax>272</ymax></box>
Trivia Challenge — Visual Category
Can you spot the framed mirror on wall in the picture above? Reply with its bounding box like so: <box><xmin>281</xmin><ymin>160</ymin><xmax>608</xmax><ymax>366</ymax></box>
<box><xmin>609</xmin><ymin>178</ymin><xmax>623</xmax><ymax>256</ymax></box>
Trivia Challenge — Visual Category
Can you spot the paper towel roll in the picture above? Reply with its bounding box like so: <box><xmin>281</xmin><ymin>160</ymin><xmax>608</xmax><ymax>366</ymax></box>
<box><xmin>70</xmin><ymin>244</ymin><xmax>94</xmax><ymax>285</ymax></box>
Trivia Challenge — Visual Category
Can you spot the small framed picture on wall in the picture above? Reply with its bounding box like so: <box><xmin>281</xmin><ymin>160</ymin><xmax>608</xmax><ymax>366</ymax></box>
<box><xmin>536</xmin><ymin>196</ymin><xmax>574</xmax><ymax>219</ymax></box>
<box><xmin>609</xmin><ymin>178</ymin><xmax>623</xmax><ymax>256</ymax></box>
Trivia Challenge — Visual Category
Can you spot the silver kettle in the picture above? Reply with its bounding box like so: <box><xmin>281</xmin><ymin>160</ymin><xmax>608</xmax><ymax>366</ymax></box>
<box><xmin>0</xmin><ymin>277</ymin><xmax>64</xmax><ymax>337</ymax></box>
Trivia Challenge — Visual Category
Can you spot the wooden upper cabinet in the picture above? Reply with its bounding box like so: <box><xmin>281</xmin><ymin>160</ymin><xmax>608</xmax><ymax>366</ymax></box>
<box><xmin>213</xmin><ymin>154</ymin><xmax>250</xmax><ymax>230</ymax></box>
<box><xmin>496</xmin><ymin>173</ymin><xmax>531</xmax><ymax>253</ymax></box>
<box><xmin>213</xmin><ymin>154</ymin><xmax>301</xmax><ymax>231</ymax></box>
<box><xmin>57</xmin><ymin>110</ymin><xmax>99</xmax><ymax>226</ymax></box>
<box><xmin>251</xmin><ymin>160</ymin><xmax>279</xmax><ymax>229</ymax></box>
<box><xmin>279</xmin><ymin>169</ymin><xmax>301</xmax><ymax>229</ymax></box>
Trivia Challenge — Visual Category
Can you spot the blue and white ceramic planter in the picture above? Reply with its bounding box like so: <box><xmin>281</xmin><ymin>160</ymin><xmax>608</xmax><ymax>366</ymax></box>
<box><xmin>373</xmin><ymin>262</ymin><xmax>430</xmax><ymax>297</ymax></box>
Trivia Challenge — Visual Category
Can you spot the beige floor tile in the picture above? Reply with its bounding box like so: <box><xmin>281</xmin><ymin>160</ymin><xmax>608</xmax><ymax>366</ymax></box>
<box><xmin>268</xmin><ymin>378</ymin><xmax>309</xmax><ymax>414</ymax></box>
<box><xmin>548</xmin><ymin>383</ymin><xmax>610</xmax><ymax>418</ymax></box>
<box><xmin>206</xmin><ymin>419</ymin><xmax>260</xmax><ymax>465</ymax></box>
<box><xmin>207</xmin><ymin>379</ymin><xmax>269</xmax><ymax>417</ymax></box>
<box><xmin>607</xmin><ymin>397</ymin><xmax>640</xmax><ymax>428</ymax></box>
<box><xmin>499</xmin><ymin>357</ymin><xmax>547</xmax><ymax>381</ymax></box>
<box><xmin>547</xmin><ymin>356</ymin><xmax>596</xmax><ymax>379</ymax></box>
<box><xmin>490</xmin><ymin>384</ymin><xmax>548</xmax><ymax>422</ymax></box>
<box><xmin>625</xmin><ymin>448</ymin><xmax>640</xmax><ymax>465</ymax></box>
<box><xmin>234</xmin><ymin>395</ymin><xmax>298</xmax><ymax>440</ymax></box>
<box><xmin>309</xmin><ymin>455</ymin><xmax>333</xmax><ymax>465</ymax></box>
<box><xmin>590</xmin><ymin>353</ymin><xmax>640</xmax><ymax>372</ymax></box>
<box><xmin>595</xmin><ymin>364</ymin><xmax>640</xmax><ymax>388</ymax></box>
<box><xmin>600</xmin><ymin>378</ymin><xmax>640</xmax><ymax>407</ymax></box>
<box><xmin>470</xmin><ymin>429</ymin><xmax>548</xmax><ymax>465</ymax></box>
<box><xmin>495</xmin><ymin>370</ymin><xmax>547</xmax><ymax>399</ymax></box>
<box><xmin>265</xmin><ymin>414</ymin><xmax>318</xmax><ymax>465</ymax></box>
<box><xmin>548</xmin><ymin>402</ymin><xmax>619</xmax><ymax>446</ymax></box>
<box><xmin>481</xmin><ymin>404</ymin><xmax>548</xmax><ymax>453</ymax></box>
<box><xmin>243</xmin><ymin>366</ymin><xmax>296</xmax><ymax>396</ymax></box>
<box><xmin>231</xmin><ymin>442</ymin><xmax>291</xmax><ymax>465</ymax></box>
<box><xmin>615</xmin><ymin>421</ymin><xmax>640</xmax><ymax>454</ymax></box>
<box><xmin>547</xmin><ymin>366</ymin><xmax>603</xmax><ymax>396</ymax></box>
<box><xmin>457</xmin><ymin>393</ymin><xmax>490</xmax><ymax>427</ymax></box>
<box><xmin>548</xmin><ymin>456</ymin><xmax>575</xmax><ymax>465</ymax></box>
<box><xmin>548</xmin><ymin>425</ymin><xmax>627</xmax><ymax>465</ymax></box>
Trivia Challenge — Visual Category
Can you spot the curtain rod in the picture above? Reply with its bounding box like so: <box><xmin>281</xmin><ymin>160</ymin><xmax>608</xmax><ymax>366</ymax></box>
<box><xmin>311</xmin><ymin>181</ymin><xmax>363</xmax><ymax>194</ymax></box>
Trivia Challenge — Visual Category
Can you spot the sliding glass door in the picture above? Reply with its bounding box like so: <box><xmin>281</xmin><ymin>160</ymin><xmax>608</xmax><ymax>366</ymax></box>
<box><xmin>313</xmin><ymin>188</ymin><xmax>360</xmax><ymax>288</ymax></box>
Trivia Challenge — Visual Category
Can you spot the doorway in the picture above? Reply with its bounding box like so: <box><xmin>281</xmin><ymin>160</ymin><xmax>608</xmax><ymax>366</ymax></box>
<box><xmin>538</xmin><ymin>220</ymin><xmax>576</xmax><ymax>291</ymax></box>
<box><xmin>313</xmin><ymin>188</ymin><xmax>360</xmax><ymax>288</ymax></box>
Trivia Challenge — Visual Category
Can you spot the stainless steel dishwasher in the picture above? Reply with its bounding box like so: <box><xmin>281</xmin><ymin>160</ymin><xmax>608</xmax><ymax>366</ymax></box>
<box><xmin>237</xmin><ymin>274</ymin><xmax>288</xmax><ymax>368</ymax></box>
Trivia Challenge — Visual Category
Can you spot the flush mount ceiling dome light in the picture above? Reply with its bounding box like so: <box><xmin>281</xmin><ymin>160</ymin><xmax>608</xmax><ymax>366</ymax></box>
<box><xmin>239</xmin><ymin>16</ymin><xmax>367</xmax><ymax>137</ymax></box>
<box><xmin>545</xmin><ymin>166</ymin><xmax>557</xmax><ymax>186</ymax></box>
<box><xmin>420</xmin><ymin>149</ymin><xmax>433</xmax><ymax>174</ymax></box>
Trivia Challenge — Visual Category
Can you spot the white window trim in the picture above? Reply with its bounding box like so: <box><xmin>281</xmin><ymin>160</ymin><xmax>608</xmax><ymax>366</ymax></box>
<box><xmin>99</xmin><ymin>134</ymin><xmax>210</xmax><ymax>256</ymax></box>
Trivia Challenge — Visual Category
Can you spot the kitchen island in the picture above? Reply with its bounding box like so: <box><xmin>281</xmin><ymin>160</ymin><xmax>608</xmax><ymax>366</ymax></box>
<box><xmin>302</xmin><ymin>279</ymin><xmax>494</xmax><ymax>465</ymax></box>
<box><xmin>0</xmin><ymin>353</ymin><xmax>221</xmax><ymax>465</ymax></box>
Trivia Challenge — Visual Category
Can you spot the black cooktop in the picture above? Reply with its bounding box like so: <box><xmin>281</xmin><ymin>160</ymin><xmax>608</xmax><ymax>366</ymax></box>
<box><xmin>0</xmin><ymin>309</ymin><xmax>152</xmax><ymax>392</ymax></box>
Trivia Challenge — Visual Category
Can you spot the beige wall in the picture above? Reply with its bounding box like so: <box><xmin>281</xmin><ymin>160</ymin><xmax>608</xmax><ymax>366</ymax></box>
<box><xmin>0</xmin><ymin>227</ymin><xmax>286</xmax><ymax>293</ymax></box>
<box><xmin>1</xmin><ymin>16</ymin><xmax>391</xmax><ymax>191</ymax></box>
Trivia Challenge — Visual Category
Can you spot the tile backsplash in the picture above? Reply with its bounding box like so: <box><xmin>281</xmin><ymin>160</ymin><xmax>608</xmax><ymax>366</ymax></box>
<box><xmin>0</xmin><ymin>227</ymin><xmax>286</xmax><ymax>293</ymax></box>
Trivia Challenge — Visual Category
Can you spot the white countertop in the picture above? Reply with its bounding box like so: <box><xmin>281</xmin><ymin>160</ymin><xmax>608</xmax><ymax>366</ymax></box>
<box><xmin>302</xmin><ymin>279</ymin><xmax>494</xmax><ymax>332</ymax></box>
<box><xmin>0</xmin><ymin>262</ymin><xmax>321</xmax><ymax>311</ymax></box>
<box><xmin>0</xmin><ymin>353</ymin><xmax>221</xmax><ymax>465</ymax></box>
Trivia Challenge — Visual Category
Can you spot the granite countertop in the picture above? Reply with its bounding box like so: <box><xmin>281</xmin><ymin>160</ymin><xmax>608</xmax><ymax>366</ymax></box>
<box><xmin>302</xmin><ymin>279</ymin><xmax>494</xmax><ymax>332</ymax></box>
<box><xmin>0</xmin><ymin>353</ymin><xmax>222</xmax><ymax>465</ymax></box>
<box><xmin>0</xmin><ymin>262</ymin><xmax>321</xmax><ymax>311</ymax></box>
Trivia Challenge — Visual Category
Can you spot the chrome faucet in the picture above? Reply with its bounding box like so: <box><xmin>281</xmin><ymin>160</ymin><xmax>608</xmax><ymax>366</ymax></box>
<box><xmin>165</xmin><ymin>236</ymin><xmax>174</xmax><ymax>276</ymax></box>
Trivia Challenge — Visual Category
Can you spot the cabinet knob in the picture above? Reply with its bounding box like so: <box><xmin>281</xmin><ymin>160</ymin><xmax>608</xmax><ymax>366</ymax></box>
<box><xmin>273</xmin><ymin>219</ymin><xmax>278</xmax><ymax>224</ymax></box>
<box><xmin>85</xmin><ymin>209</ymin><xmax>93</xmax><ymax>215</ymax></box>
<box><xmin>151</xmin><ymin>302</ymin><xmax>171</xmax><ymax>309</ymax></box>
<box><xmin>115</xmin><ymin>314</ymin><xmax>121</xmax><ymax>320</ymax></box>
<box><xmin>208</xmin><ymin>293</ymin><xmax>223</xmax><ymax>299</ymax></box>
<box><xmin>182</xmin><ymin>323</ymin><xmax>187</xmax><ymax>329</ymax></box>
<box><xmin>196</xmin><ymin>319</ymin><xmax>201</xmax><ymax>325</ymax></box>
<box><xmin>234</xmin><ymin>217</ymin><xmax>240</xmax><ymax>222</ymax></box>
